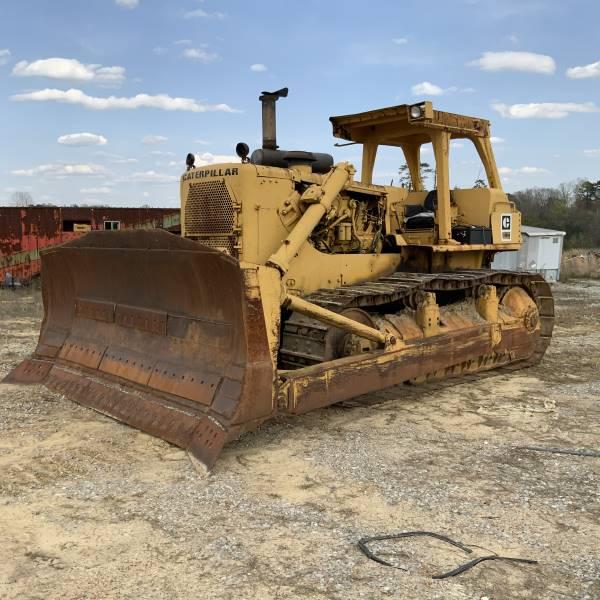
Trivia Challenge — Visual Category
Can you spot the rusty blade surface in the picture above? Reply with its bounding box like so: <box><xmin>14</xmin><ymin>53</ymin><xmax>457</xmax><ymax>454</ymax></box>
<box><xmin>4</xmin><ymin>229</ymin><xmax>275</xmax><ymax>470</ymax></box>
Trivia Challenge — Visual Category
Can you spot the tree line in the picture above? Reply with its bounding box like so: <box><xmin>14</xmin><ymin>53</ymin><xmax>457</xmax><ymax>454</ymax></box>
<box><xmin>398</xmin><ymin>163</ymin><xmax>599</xmax><ymax>249</ymax></box>
<box><xmin>509</xmin><ymin>179</ymin><xmax>600</xmax><ymax>249</ymax></box>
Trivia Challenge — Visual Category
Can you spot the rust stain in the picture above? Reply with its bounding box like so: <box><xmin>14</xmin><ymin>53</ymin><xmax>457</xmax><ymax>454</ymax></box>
<box><xmin>5</xmin><ymin>230</ymin><xmax>275</xmax><ymax>471</ymax></box>
<box><xmin>0</xmin><ymin>206</ymin><xmax>179</xmax><ymax>282</ymax></box>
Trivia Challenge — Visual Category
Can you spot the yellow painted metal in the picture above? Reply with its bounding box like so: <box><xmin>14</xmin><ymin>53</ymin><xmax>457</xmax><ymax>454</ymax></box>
<box><xmin>476</xmin><ymin>285</ymin><xmax>501</xmax><ymax>346</ymax></box>
<box><xmin>400</xmin><ymin>141</ymin><xmax>425</xmax><ymax>192</ymax></box>
<box><xmin>476</xmin><ymin>285</ymin><xmax>499</xmax><ymax>323</ymax></box>
<box><xmin>175</xmin><ymin>99</ymin><xmax>534</xmax><ymax>374</ymax></box>
<box><xmin>361</xmin><ymin>142</ymin><xmax>378</xmax><ymax>185</ymax></box>
<box><xmin>267</xmin><ymin>163</ymin><xmax>355</xmax><ymax>273</ymax></box>
<box><xmin>178</xmin><ymin>100</ymin><xmax>521</xmax><ymax>294</ymax></box>
<box><xmin>283</xmin><ymin>244</ymin><xmax>402</xmax><ymax>295</ymax></box>
<box><xmin>284</xmin><ymin>294</ymin><xmax>392</xmax><ymax>346</ymax></box>
<box><xmin>472</xmin><ymin>135</ymin><xmax>502</xmax><ymax>190</ymax></box>
<box><xmin>415</xmin><ymin>292</ymin><xmax>441</xmax><ymax>337</ymax></box>
<box><xmin>430</xmin><ymin>129</ymin><xmax>453</xmax><ymax>243</ymax></box>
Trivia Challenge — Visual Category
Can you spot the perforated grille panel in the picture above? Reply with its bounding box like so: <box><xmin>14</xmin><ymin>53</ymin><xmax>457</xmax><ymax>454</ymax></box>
<box><xmin>185</xmin><ymin>180</ymin><xmax>235</xmax><ymax>235</ymax></box>
<box><xmin>184</xmin><ymin>180</ymin><xmax>238</xmax><ymax>257</ymax></box>
<box><xmin>198</xmin><ymin>235</ymin><xmax>236</xmax><ymax>256</ymax></box>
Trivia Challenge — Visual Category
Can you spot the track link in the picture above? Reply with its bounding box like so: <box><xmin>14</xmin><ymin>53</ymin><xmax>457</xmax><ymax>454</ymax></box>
<box><xmin>279</xmin><ymin>270</ymin><xmax>554</xmax><ymax>372</ymax></box>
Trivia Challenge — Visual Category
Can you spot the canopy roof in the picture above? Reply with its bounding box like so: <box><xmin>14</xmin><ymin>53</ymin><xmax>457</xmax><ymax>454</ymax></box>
<box><xmin>330</xmin><ymin>102</ymin><xmax>491</xmax><ymax>147</ymax></box>
<box><xmin>522</xmin><ymin>225</ymin><xmax>566</xmax><ymax>237</ymax></box>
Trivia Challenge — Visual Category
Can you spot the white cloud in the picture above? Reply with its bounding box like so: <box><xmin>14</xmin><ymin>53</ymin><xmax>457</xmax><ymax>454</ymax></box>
<box><xmin>58</xmin><ymin>132</ymin><xmax>108</xmax><ymax>146</ymax></box>
<box><xmin>492</xmin><ymin>101</ymin><xmax>599</xmax><ymax>119</ymax></box>
<box><xmin>11</xmin><ymin>88</ymin><xmax>239</xmax><ymax>113</ymax></box>
<box><xmin>194</xmin><ymin>152</ymin><xmax>238</xmax><ymax>166</ymax></box>
<box><xmin>194</xmin><ymin>139</ymin><xmax>211</xmax><ymax>145</ymax></box>
<box><xmin>490</xmin><ymin>136</ymin><xmax>505</xmax><ymax>143</ymax></box>
<box><xmin>12</xmin><ymin>163</ymin><xmax>106</xmax><ymax>177</ymax></box>
<box><xmin>450</xmin><ymin>142</ymin><xmax>464</xmax><ymax>149</ymax></box>
<box><xmin>80</xmin><ymin>186</ymin><xmax>112</xmax><ymax>194</ymax></box>
<box><xmin>113</xmin><ymin>157</ymin><xmax>139</xmax><ymax>164</ymax></box>
<box><xmin>519</xmin><ymin>166</ymin><xmax>550</xmax><ymax>174</ymax></box>
<box><xmin>411</xmin><ymin>81</ymin><xmax>444</xmax><ymax>96</ymax></box>
<box><xmin>184</xmin><ymin>9</ymin><xmax>226</xmax><ymax>19</ymax></box>
<box><xmin>150</xmin><ymin>150</ymin><xmax>175</xmax><ymax>156</ymax></box>
<box><xmin>153</xmin><ymin>47</ymin><xmax>168</xmax><ymax>56</ymax></box>
<box><xmin>115</xmin><ymin>0</ymin><xmax>139</xmax><ymax>8</ymax></box>
<box><xmin>583</xmin><ymin>148</ymin><xmax>600</xmax><ymax>158</ymax></box>
<box><xmin>411</xmin><ymin>81</ymin><xmax>473</xmax><ymax>96</ymax></box>
<box><xmin>93</xmin><ymin>66</ymin><xmax>126</xmax><ymax>84</ymax></box>
<box><xmin>498</xmin><ymin>166</ymin><xmax>550</xmax><ymax>175</ymax></box>
<box><xmin>130</xmin><ymin>170</ymin><xmax>178</xmax><ymax>183</ymax></box>
<box><xmin>250</xmin><ymin>63</ymin><xmax>267</xmax><ymax>72</ymax></box>
<box><xmin>80</xmin><ymin>199</ymin><xmax>106</xmax><ymax>206</ymax></box>
<box><xmin>142</xmin><ymin>135</ymin><xmax>168</xmax><ymax>145</ymax></box>
<box><xmin>182</xmin><ymin>48</ymin><xmax>219</xmax><ymax>63</ymax></box>
<box><xmin>566</xmin><ymin>60</ymin><xmax>600</xmax><ymax>80</ymax></box>
<box><xmin>12</xmin><ymin>58</ymin><xmax>126</xmax><ymax>84</ymax></box>
<box><xmin>174</xmin><ymin>39</ymin><xmax>192</xmax><ymax>46</ymax></box>
<box><xmin>507</xmin><ymin>34</ymin><xmax>519</xmax><ymax>45</ymax></box>
<box><xmin>469</xmin><ymin>51</ymin><xmax>555</xmax><ymax>74</ymax></box>
<box><xmin>392</xmin><ymin>37</ymin><xmax>408</xmax><ymax>45</ymax></box>
<box><xmin>0</xmin><ymin>49</ymin><xmax>10</xmax><ymax>66</ymax></box>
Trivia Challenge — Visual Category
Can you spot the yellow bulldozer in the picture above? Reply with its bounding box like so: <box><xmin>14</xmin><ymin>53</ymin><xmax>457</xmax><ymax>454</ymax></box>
<box><xmin>5</xmin><ymin>88</ymin><xmax>554</xmax><ymax>470</ymax></box>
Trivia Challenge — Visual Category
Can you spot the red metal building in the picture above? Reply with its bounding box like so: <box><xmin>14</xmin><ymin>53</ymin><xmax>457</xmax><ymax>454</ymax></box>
<box><xmin>1</xmin><ymin>206</ymin><xmax>180</xmax><ymax>283</ymax></box>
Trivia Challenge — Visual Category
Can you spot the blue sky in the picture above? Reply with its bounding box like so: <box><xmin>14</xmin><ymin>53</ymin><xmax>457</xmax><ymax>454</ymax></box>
<box><xmin>1</xmin><ymin>0</ymin><xmax>599</xmax><ymax>207</ymax></box>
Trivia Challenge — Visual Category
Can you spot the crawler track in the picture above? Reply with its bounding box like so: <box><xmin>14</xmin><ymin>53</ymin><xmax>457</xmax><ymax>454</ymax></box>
<box><xmin>279</xmin><ymin>270</ymin><xmax>554</xmax><ymax>375</ymax></box>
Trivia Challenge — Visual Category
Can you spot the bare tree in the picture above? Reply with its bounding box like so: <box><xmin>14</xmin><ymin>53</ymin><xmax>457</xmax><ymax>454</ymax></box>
<box><xmin>11</xmin><ymin>191</ymin><xmax>34</xmax><ymax>207</ymax></box>
<box><xmin>398</xmin><ymin>162</ymin><xmax>434</xmax><ymax>190</ymax></box>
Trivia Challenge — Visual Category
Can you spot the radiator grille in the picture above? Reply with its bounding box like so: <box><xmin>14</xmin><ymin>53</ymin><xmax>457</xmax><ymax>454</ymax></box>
<box><xmin>184</xmin><ymin>180</ymin><xmax>238</xmax><ymax>257</ymax></box>
<box><xmin>197</xmin><ymin>235</ymin><xmax>236</xmax><ymax>256</ymax></box>
<box><xmin>185</xmin><ymin>180</ymin><xmax>235</xmax><ymax>235</ymax></box>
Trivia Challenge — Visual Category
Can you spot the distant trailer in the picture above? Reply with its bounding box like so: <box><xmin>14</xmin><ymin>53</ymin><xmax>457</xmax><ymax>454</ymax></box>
<box><xmin>0</xmin><ymin>206</ymin><xmax>180</xmax><ymax>284</ymax></box>
<box><xmin>492</xmin><ymin>225</ymin><xmax>566</xmax><ymax>282</ymax></box>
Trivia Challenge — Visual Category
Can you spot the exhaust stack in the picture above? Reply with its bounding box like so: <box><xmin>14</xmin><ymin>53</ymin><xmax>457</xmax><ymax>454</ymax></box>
<box><xmin>259</xmin><ymin>87</ymin><xmax>288</xmax><ymax>150</ymax></box>
<box><xmin>251</xmin><ymin>87</ymin><xmax>333</xmax><ymax>174</ymax></box>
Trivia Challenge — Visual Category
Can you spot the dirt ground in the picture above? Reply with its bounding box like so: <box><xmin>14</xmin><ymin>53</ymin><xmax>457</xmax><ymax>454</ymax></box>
<box><xmin>0</xmin><ymin>281</ymin><xmax>599</xmax><ymax>600</ymax></box>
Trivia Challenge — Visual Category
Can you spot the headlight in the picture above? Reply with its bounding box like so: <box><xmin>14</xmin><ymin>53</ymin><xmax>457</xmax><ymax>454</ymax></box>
<box><xmin>236</xmin><ymin>142</ymin><xmax>250</xmax><ymax>161</ymax></box>
<box><xmin>410</xmin><ymin>104</ymin><xmax>423</xmax><ymax>119</ymax></box>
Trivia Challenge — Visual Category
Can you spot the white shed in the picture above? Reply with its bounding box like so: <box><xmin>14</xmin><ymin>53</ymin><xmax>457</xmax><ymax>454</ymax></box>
<box><xmin>492</xmin><ymin>225</ymin><xmax>566</xmax><ymax>282</ymax></box>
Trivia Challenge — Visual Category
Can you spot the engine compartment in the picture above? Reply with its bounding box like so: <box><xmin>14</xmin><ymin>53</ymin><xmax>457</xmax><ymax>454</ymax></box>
<box><xmin>309</xmin><ymin>189</ymin><xmax>386</xmax><ymax>254</ymax></box>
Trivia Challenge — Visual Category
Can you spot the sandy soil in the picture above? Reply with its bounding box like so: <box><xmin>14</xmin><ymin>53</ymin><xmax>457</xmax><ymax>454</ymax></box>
<box><xmin>0</xmin><ymin>281</ymin><xmax>599</xmax><ymax>599</ymax></box>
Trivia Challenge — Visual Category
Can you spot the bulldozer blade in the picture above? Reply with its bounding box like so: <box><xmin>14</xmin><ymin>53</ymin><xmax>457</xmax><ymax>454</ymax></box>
<box><xmin>3</xmin><ymin>230</ymin><xmax>277</xmax><ymax>470</ymax></box>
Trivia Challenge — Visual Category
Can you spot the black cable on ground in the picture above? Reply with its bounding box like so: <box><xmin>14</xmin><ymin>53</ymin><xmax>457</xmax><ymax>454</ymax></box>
<box><xmin>357</xmin><ymin>531</ymin><xmax>472</xmax><ymax>569</ymax></box>
<box><xmin>433</xmin><ymin>555</ymin><xmax>538</xmax><ymax>579</ymax></box>
<box><xmin>357</xmin><ymin>530</ymin><xmax>537</xmax><ymax>579</ymax></box>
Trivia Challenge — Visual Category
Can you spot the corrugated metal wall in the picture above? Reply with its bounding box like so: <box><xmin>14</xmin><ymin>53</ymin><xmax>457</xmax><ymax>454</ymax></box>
<box><xmin>0</xmin><ymin>206</ymin><xmax>180</xmax><ymax>283</ymax></box>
